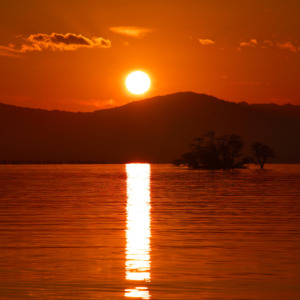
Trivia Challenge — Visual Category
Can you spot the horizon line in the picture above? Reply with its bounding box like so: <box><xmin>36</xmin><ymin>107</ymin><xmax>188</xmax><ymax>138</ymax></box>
<box><xmin>0</xmin><ymin>91</ymin><xmax>297</xmax><ymax>113</ymax></box>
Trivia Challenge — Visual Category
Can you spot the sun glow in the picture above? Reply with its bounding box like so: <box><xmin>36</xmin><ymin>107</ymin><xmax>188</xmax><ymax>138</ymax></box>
<box><xmin>125</xmin><ymin>163</ymin><xmax>151</xmax><ymax>299</ymax></box>
<box><xmin>125</xmin><ymin>71</ymin><xmax>151</xmax><ymax>95</ymax></box>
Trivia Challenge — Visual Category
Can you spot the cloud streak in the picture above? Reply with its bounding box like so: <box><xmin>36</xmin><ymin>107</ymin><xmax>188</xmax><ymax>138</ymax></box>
<box><xmin>109</xmin><ymin>26</ymin><xmax>155</xmax><ymax>38</ymax></box>
<box><xmin>0</xmin><ymin>46</ymin><xmax>21</xmax><ymax>58</ymax></box>
<box><xmin>0</xmin><ymin>33</ymin><xmax>111</xmax><ymax>57</ymax></box>
<box><xmin>198</xmin><ymin>39</ymin><xmax>215</xmax><ymax>45</ymax></box>
<box><xmin>239</xmin><ymin>39</ymin><xmax>257</xmax><ymax>47</ymax></box>
<box><xmin>276</xmin><ymin>41</ymin><xmax>297</xmax><ymax>53</ymax></box>
<box><xmin>239</xmin><ymin>38</ymin><xmax>299</xmax><ymax>53</ymax></box>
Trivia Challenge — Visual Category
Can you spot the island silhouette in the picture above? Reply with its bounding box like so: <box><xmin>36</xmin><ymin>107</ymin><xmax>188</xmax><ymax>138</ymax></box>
<box><xmin>174</xmin><ymin>131</ymin><xmax>275</xmax><ymax>169</ymax></box>
<box><xmin>0</xmin><ymin>92</ymin><xmax>299</xmax><ymax>164</ymax></box>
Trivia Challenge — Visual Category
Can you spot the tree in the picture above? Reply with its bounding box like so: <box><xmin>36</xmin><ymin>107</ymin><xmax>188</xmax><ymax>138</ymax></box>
<box><xmin>175</xmin><ymin>132</ymin><xmax>248</xmax><ymax>170</ymax></box>
<box><xmin>251</xmin><ymin>142</ymin><xmax>275</xmax><ymax>169</ymax></box>
<box><xmin>218</xmin><ymin>134</ymin><xmax>244</xmax><ymax>169</ymax></box>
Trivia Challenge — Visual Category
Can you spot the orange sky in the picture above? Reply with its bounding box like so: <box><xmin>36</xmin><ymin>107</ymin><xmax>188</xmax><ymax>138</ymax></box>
<box><xmin>0</xmin><ymin>0</ymin><xmax>299</xmax><ymax>111</ymax></box>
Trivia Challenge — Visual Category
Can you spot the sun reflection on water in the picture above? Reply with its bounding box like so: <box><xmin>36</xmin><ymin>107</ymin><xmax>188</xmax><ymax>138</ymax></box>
<box><xmin>125</xmin><ymin>163</ymin><xmax>151</xmax><ymax>299</ymax></box>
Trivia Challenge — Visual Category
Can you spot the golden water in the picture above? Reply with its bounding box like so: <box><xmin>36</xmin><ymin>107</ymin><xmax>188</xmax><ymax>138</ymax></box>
<box><xmin>0</xmin><ymin>164</ymin><xmax>300</xmax><ymax>299</ymax></box>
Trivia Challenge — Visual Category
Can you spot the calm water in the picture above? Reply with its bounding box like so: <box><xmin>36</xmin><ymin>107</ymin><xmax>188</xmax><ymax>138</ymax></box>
<box><xmin>0</xmin><ymin>164</ymin><xmax>300</xmax><ymax>299</ymax></box>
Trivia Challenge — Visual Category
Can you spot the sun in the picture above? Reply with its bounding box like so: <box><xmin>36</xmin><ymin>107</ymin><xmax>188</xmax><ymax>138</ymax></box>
<box><xmin>125</xmin><ymin>71</ymin><xmax>151</xmax><ymax>95</ymax></box>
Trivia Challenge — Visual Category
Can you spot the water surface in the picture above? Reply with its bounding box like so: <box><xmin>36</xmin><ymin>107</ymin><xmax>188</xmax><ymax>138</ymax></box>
<box><xmin>0</xmin><ymin>164</ymin><xmax>300</xmax><ymax>299</ymax></box>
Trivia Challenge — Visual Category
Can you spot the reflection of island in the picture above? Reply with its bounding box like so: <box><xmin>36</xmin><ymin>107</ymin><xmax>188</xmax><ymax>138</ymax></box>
<box><xmin>125</xmin><ymin>164</ymin><xmax>151</xmax><ymax>300</ymax></box>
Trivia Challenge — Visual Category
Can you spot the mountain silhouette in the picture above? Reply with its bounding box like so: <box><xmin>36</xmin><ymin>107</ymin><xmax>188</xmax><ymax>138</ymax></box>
<box><xmin>1</xmin><ymin>92</ymin><xmax>299</xmax><ymax>163</ymax></box>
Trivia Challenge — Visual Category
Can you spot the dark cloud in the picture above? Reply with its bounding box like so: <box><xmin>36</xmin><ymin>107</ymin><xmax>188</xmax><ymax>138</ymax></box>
<box><xmin>0</xmin><ymin>33</ymin><xmax>111</xmax><ymax>57</ymax></box>
<box><xmin>29</xmin><ymin>33</ymin><xmax>91</xmax><ymax>46</ymax></box>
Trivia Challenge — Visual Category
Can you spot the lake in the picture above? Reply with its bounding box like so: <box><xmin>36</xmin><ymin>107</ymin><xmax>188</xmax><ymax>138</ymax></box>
<box><xmin>0</xmin><ymin>164</ymin><xmax>300</xmax><ymax>299</ymax></box>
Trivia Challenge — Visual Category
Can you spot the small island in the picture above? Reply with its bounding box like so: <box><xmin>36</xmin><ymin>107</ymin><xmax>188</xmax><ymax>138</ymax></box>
<box><xmin>174</xmin><ymin>132</ymin><xmax>274</xmax><ymax>170</ymax></box>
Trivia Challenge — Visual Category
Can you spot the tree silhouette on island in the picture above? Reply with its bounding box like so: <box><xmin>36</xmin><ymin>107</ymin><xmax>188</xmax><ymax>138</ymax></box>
<box><xmin>174</xmin><ymin>132</ymin><xmax>274</xmax><ymax>170</ymax></box>
<box><xmin>251</xmin><ymin>142</ymin><xmax>275</xmax><ymax>169</ymax></box>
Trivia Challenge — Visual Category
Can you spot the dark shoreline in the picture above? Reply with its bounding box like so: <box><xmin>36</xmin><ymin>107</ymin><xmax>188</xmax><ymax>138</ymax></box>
<box><xmin>0</xmin><ymin>161</ymin><xmax>297</xmax><ymax>165</ymax></box>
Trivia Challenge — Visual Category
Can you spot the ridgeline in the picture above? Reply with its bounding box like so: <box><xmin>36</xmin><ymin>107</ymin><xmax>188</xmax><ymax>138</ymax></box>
<box><xmin>0</xmin><ymin>92</ymin><xmax>299</xmax><ymax>164</ymax></box>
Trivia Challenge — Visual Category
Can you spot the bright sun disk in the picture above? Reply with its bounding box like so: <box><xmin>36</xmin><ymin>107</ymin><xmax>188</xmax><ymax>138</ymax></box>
<box><xmin>126</xmin><ymin>71</ymin><xmax>151</xmax><ymax>95</ymax></box>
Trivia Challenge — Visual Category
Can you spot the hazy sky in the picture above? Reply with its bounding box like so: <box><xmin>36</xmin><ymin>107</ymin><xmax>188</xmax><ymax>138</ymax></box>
<box><xmin>0</xmin><ymin>0</ymin><xmax>299</xmax><ymax>111</ymax></box>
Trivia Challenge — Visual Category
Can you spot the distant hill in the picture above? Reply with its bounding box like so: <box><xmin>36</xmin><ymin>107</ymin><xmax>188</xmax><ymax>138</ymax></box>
<box><xmin>0</xmin><ymin>92</ymin><xmax>299</xmax><ymax>163</ymax></box>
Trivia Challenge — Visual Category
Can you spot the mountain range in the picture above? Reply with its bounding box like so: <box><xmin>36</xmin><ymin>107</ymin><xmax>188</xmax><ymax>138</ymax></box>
<box><xmin>1</xmin><ymin>92</ymin><xmax>299</xmax><ymax>163</ymax></box>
